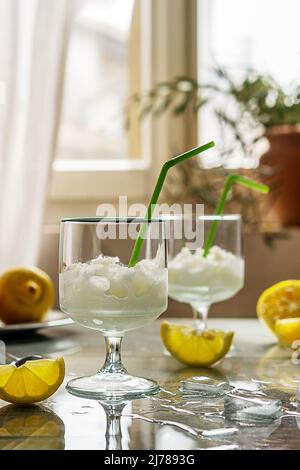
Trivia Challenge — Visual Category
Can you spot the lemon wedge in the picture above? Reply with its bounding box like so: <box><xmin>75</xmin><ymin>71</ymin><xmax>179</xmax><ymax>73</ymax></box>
<box><xmin>0</xmin><ymin>357</ymin><xmax>65</xmax><ymax>404</ymax></box>
<box><xmin>274</xmin><ymin>317</ymin><xmax>300</xmax><ymax>347</ymax></box>
<box><xmin>257</xmin><ymin>280</ymin><xmax>300</xmax><ymax>333</ymax></box>
<box><xmin>161</xmin><ymin>321</ymin><xmax>234</xmax><ymax>367</ymax></box>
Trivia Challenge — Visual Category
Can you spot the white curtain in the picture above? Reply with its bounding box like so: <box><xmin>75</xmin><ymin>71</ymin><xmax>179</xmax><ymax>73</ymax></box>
<box><xmin>0</xmin><ymin>0</ymin><xmax>71</xmax><ymax>271</ymax></box>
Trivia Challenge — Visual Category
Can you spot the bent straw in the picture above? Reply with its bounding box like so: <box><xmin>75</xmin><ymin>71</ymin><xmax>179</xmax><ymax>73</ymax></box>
<box><xmin>128</xmin><ymin>141</ymin><xmax>215</xmax><ymax>267</ymax></box>
<box><xmin>203</xmin><ymin>175</ymin><xmax>269</xmax><ymax>257</ymax></box>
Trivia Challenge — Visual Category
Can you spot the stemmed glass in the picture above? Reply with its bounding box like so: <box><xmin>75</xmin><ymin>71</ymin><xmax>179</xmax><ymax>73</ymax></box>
<box><xmin>168</xmin><ymin>215</ymin><xmax>244</xmax><ymax>331</ymax></box>
<box><xmin>59</xmin><ymin>217</ymin><xmax>168</xmax><ymax>398</ymax></box>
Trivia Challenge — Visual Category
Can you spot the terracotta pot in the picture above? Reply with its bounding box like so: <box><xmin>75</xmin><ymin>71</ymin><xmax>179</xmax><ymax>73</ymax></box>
<box><xmin>260</xmin><ymin>125</ymin><xmax>300</xmax><ymax>226</ymax></box>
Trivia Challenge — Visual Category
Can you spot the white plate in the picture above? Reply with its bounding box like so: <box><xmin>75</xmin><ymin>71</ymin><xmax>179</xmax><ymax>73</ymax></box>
<box><xmin>0</xmin><ymin>311</ymin><xmax>73</xmax><ymax>336</ymax></box>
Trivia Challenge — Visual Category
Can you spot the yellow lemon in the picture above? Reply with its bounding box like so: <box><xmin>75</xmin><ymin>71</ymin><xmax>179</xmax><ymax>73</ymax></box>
<box><xmin>256</xmin><ymin>280</ymin><xmax>300</xmax><ymax>333</ymax></box>
<box><xmin>0</xmin><ymin>267</ymin><xmax>55</xmax><ymax>324</ymax></box>
<box><xmin>274</xmin><ymin>317</ymin><xmax>300</xmax><ymax>347</ymax></box>
<box><xmin>0</xmin><ymin>357</ymin><xmax>65</xmax><ymax>404</ymax></box>
<box><xmin>161</xmin><ymin>321</ymin><xmax>234</xmax><ymax>367</ymax></box>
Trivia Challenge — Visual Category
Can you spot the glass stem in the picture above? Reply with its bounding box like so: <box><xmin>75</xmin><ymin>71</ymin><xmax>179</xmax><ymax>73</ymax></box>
<box><xmin>192</xmin><ymin>304</ymin><xmax>210</xmax><ymax>333</ymax></box>
<box><xmin>100</xmin><ymin>337</ymin><xmax>127</xmax><ymax>375</ymax></box>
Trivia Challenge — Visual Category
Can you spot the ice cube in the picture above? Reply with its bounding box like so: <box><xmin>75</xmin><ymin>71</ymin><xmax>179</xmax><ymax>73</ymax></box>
<box><xmin>132</xmin><ymin>275</ymin><xmax>150</xmax><ymax>296</ymax></box>
<box><xmin>88</xmin><ymin>275</ymin><xmax>110</xmax><ymax>292</ymax></box>
<box><xmin>107</xmin><ymin>280</ymin><xmax>128</xmax><ymax>298</ymax></box>
<box><xmin>179</xmin><ymin>376</ymin><xmax>231</xmax><ymax>398</ymax></box>
<box><xmin>230</xmin><ymin>380</ymin><xmax>262</xmax><ymax>392</ymax></box>
<box><xmin>224</xmin><ymin>391</ymin><xmax>282</xmax><ymax>422</ymax></box>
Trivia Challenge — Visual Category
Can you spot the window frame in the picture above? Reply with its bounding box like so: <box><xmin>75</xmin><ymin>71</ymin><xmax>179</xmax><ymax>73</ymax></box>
<box><xmin>49</xmin><ymin>0</ymin><xmax>198</xmax><ymax>203</ymax></box>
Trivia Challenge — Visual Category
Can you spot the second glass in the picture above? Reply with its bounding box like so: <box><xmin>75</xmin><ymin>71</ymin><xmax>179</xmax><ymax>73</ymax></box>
<box><xmin>168</xmin><ymin>215</ymin><xmax>244</xmax><ymax>330</ymax></box>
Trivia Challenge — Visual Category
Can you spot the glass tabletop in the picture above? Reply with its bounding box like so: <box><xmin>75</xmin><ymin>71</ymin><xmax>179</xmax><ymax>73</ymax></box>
<box><xmin>1</xmin><ymin>318</ymin><xmax>299</xmax><ymax>450</ymax></box>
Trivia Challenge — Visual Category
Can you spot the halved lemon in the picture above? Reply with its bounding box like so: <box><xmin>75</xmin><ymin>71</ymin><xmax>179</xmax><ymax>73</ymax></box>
<box><xmin>0</xmin><ymin>357</ymin><xmax>65</xmax><ymax>404</ymax></box>
<box><xmin>274</xmin><ymin>317</ymin><xmax>300</xmax><ymax>347</ymax></box>
<box><xmin>161</xmin><ymin>321</ymin><xmax>234</xmax><ymax>367</ymax></box>
<box><xmin>256</xmin><ymin>280</ymin><xmax>300</xmax><ymax>333</ymax></box>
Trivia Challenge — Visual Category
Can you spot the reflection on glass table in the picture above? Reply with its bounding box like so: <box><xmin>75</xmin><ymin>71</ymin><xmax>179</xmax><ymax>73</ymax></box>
<box><xmin>2</xmin><ymin>319</ymin><xmax>300</xmax><ymax>449</ymax></box>
<box><xmin>0</xmin><ymin>404</ymin><xmax>65</xmax><ymax>450</ymax></box>
<box><xmin>101</xmin><ymin>399</ymin><xmax>126</xmax><ymax>451</ymax></box>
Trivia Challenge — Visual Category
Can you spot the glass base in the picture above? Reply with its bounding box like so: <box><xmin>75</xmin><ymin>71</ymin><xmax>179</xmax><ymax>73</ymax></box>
<box><xmin>66</xmin><ymin>372</ymin><xmax>160</xmax><ymax>399</ymax></box>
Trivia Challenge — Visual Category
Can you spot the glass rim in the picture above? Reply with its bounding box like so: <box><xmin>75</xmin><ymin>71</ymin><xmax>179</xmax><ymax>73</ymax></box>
<box><xmin>61</xmin><ymin>214</ymin><xmax>241</xmax><ymax>224</ymax></box>
<box><xmin>60</xmin><ymin>217</ymin><xmax>167</xmax><ymax>224</ymax></box>
<box><xmin>160</xmin><ymin>214</ymin><xmax>242</xmax><ymax>221</ymax></box>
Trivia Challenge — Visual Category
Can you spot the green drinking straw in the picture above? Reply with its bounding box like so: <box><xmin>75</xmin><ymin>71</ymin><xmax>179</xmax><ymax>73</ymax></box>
<box><xmin>128</xmin><ymin>141</ymin><xmax>215</xmax><ymax>267</ymax></box>
<box><xmin>203</xmin><ymin>174</ymin><xmax>270</xmax><ymax>257</ymax></box>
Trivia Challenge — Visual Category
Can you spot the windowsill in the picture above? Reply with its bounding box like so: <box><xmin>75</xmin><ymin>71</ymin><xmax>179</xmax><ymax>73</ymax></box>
<box><xmin>53</xmin><ymin>158</ymin><xmax>150</xmax><ymax>172</ymax></box>
<box><xmin>49</xmin><ymin>157</ymin><xmax>151</xmax><ymax>202</ymax></box>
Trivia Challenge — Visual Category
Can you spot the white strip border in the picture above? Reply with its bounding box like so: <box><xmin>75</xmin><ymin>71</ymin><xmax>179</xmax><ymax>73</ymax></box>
<box><xmin>0</xmin><ymin>79</ymin><xmax>6</xmax><ymax>105</ymax></box>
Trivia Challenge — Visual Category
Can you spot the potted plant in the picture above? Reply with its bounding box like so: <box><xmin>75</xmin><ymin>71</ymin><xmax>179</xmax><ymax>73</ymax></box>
<box><xmin>127</xmin><ymin>69</ymin><xmax>300</xmax><ymax>226</ymax></box>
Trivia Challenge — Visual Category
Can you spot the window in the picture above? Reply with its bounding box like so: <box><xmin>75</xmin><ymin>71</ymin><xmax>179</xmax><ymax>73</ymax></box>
<box><xmin>202</xmin><ymin>0</ymin><xmax>300</xmax><ymax>81</ymax></box>
<box><xmin>51</xmin><ymin>0</ymin><xmax>300</xmax><ymax>201</ymax></box>
<box><xmin>198</xmin><ymin>0</ymin><xmax>300</xmax><ymax>168</ymax></box>
<box><xmin>57</xmin><ymin>0</ymin><xmax>137</xmax><ymax>161</ymax></box>
<box><xmin>51</xmin><ymin>0</ymin><xmax>153</xmax><ymax>201</ymax></box>
<box><xmin>50</xmin><ymin>0</ymin><xmax>197</xmax><ymax>202</ymax></box>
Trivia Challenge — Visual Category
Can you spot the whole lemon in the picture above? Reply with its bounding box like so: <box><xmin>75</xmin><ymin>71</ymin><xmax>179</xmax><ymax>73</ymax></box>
<box><xmin>0</xmin><ymin>267</ymin><xmax>55</xmax><ymax>324</ymax></box>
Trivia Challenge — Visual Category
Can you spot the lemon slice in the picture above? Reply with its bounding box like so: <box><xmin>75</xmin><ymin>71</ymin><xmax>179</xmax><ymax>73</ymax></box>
<box><xmin>274</xmin><ymin>317</ymin><xmax>300</xmax><ymax>347</ymax></box>
<box><xmin>161</xmin><ymin>321</ymin><xmax>234</xmax><ymax>367</ymax></box>
<box><xmin>257</xmin><ymin>280</ymin><xmax>300</xmax><ymax>333</ymax></box>
<box><xmin>0</xmin><ymin>357</ymin><xmax>65</xmax><ymax>404</ymax></box>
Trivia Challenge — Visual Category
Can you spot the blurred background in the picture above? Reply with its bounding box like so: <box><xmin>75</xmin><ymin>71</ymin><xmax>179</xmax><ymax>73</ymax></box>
<box><xmin>0</xmin><ymin>0</ymin><xmax>300</xmax><ymax>317</ymax></box>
